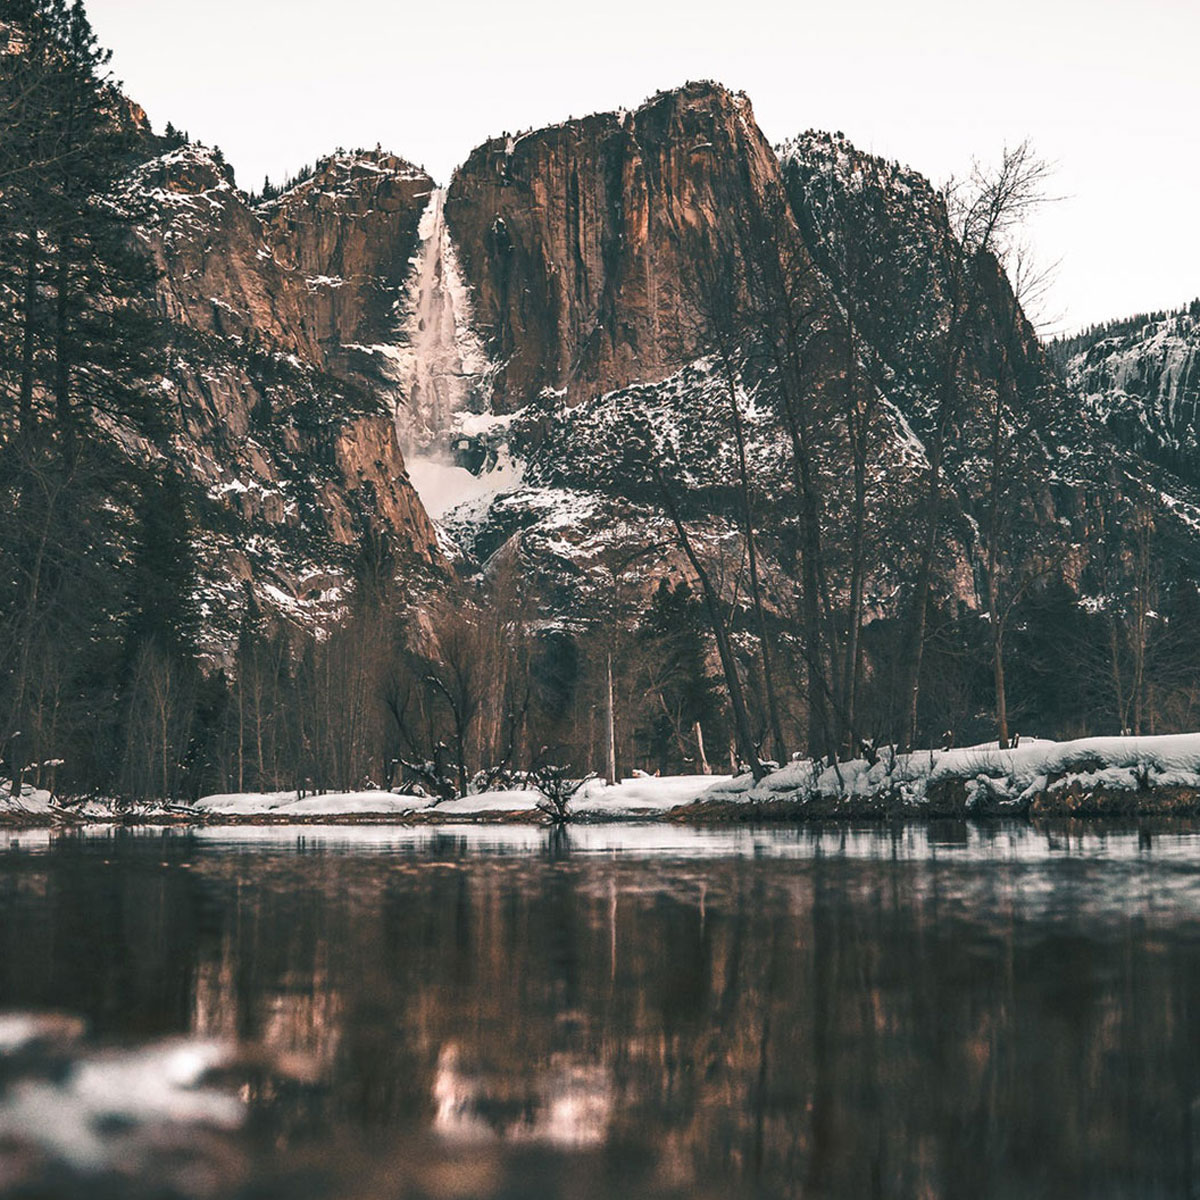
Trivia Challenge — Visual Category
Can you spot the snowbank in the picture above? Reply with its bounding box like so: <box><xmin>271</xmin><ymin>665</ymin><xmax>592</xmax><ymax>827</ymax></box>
<box><xmin>0</xmin><ymin>784</ymin><xmax>163</xmax><ymax>822</ymax></box>
<box><xmin>196</xmin><ymin>790</ymin><xmax>430</xmax><ymax>817</ymax></box>
<box><xmin>1</xmin><ymin>776</ymin><xmax>730</xmax><ymax>826</ymax></box>
<box><xmin>698</xmin><ymin>734</ymin><xmax>1200</xmax><ymax>817</ymax></box>
<box><xmin>193</xmin><ymin>775</ymin><xmax>734</xmax><ymax>821</ymax></box>
<box><xmin>10</xmin><ymin>736</ymin><xmax>1200</xmax><ymax>827</ymax></box>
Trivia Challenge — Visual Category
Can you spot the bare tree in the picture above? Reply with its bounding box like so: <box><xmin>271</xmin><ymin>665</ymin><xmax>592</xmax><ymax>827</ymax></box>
<box><xmin>976</xmin><ymin>240</ymin><xmax>1065</xmax><ymax>746</ymax></box>
<box><xmin>900</xmin><ymin>141</ymin><xmax>1054</xmax><ymax>748</ymax></box>
<box><xmin>625</xmin><ymin>417</ymin><xmax>766</xmax><ymax>781</ymax></box>
<box><xmin>680</xmin><ymin>239</ymin><xmax>789</xmax><ymax>765</ymax></box>
<box><xmin>383</xmin><ymin>584</ymin><xmax>530</xmax><ymax>801</ymax></box>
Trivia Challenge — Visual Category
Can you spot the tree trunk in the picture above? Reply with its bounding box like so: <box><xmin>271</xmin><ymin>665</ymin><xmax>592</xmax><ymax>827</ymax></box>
<box><xmin>1108</xmin><ymin>614</ymin><xmax>1128</xmax><ymax>734</ymax></box>
<box><xmin>771</xmin><ymin>360</ymin><xmax>835</xmax><ymax>763</ymax></box>
<box><xmin>842</xmin><ymin>478</ymin><xmax>866</xmax><ymax>756</ymax></box>
<box><xmin>694</xmin><ymin>720</ymin><xmax>712</xmax><ymax>775</ymax></box>
<box><xmin>653</xmin><ymin>463</ymin><xmax>765</xmax><ymax>781</ymax></box>
<box><xmin>994</xmin><ymin>627</ymin><xmax>1009</xmax><ymax>749</ymax></box>
<box><xmin>721</xmin><ymin>357</ymin><xmax>786</xmax><ymax>763</ymax></box>
<box><xmin>237</xmin><ymin>677</ymin><xmax>245</xmax><ymax>793</ymax></box>
<box><xmin>902</xmin><ymin>258</ymin><xmax>973</xmax><ymax>750</ymax></box>
<box><xmin>902</xmin><ymin>451</ymin><xmax>941</xmax><ymax>750</ymax></box>
<box><xmin>841</xmin><ymin>332</ymin><xmax>869</xmax><ymax>757</ymax></box>
<box><xmin>455</xmin><ymin>718</ymin><xmax>469</xmax><ymax>799</ymax></box>
<box><xmin>604</xmin><ymin>651</ymin><xmax>617</xmax><ymax>786</ymax></box>
<box><xmin>53</xmin><ymin>244</ymin><xmax>74</xmax><ymax>453</ymax></box>
<box><xmin>19</xmin><ymin>222</ymin><xmax>38</xmax><ymax>438</ymax></box>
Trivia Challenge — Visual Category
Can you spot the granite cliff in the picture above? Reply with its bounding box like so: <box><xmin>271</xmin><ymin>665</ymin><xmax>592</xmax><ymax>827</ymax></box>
<box><xmin>119</xmin><ymin>143</ymin><xmax>442</xmax><ymax>645</ymax></box>
<box><xmin>67</xmin><ymin>76</ymin><xmax>1200</xmax><ymax>649</ymax></box>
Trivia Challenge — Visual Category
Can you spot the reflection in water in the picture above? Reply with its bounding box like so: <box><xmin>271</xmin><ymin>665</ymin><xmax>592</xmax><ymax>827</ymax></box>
<box><xmin>2</xmin><ymin>823</ymin><xmax>1200</xmax><ymax>1197</ymax></box>
<box><xmin>433</xmin><ymin>1044</ymin><xmax>612</xmax><ymax>1147</ymax></box>
<box><xmin>0</xmin><ymin>1036</ymin><xmax>242</xmax><ymax>1167</ymax></box>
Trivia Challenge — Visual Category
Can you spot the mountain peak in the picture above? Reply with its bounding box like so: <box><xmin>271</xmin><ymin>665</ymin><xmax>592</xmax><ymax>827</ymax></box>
<box><xmin>263</xmin><ymin>148</ymin><xmax>432</xmax><ymax>211</ymax></box>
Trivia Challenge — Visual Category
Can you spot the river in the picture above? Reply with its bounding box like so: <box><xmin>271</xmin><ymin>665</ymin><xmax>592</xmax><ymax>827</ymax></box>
<box><xmin>1</xmin><ymin>821</ymin><xmax>1198</xmax><ymax>1197</ymax></box>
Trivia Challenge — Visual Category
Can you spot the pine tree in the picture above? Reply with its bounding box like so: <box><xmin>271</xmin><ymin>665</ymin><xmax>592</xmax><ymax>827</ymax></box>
<box><xmin>124</xmin><ymin>467</ymin><xmax>197</xmax><ymax>663</ymax></box>
<box><xmin>0</xmin><ymin>1</ymin><xmax>174</xmax><ymax>798</ymax></box>
<box><xmin>637</xmin><ymin>580</ymin><xmax>723</xmax><ymax>771</ymax></box>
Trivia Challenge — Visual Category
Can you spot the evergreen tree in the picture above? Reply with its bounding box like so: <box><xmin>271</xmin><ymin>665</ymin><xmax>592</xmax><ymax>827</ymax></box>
<box><xmin>637</xmin><ymin>580</ymin><xmax>723</xmax><ymax>771</ymax></box>
<box><xmin>0</xmin><ymin>0</ymin><xmax>173</xmax><ymax>797</ymax></box>
<box><xmin>124</xmin><ymin>467</ymin><xmax>197</xmax><ymax>664</ymax></box>
<box><xmin>162</xmin><ymin>120</ymin><xmax>187</xmax><ymax>149</ymax></box>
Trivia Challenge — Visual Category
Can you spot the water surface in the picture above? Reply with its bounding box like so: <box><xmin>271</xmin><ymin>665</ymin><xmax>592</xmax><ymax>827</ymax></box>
<box><xmin>2</xmin><ymin>821</ymin><xmax>1199</xmax><ymax>1198</ymax></box>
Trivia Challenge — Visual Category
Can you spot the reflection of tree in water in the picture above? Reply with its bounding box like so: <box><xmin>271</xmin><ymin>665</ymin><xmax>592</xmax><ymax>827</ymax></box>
<box><xmin>2</xmin><ymin>832</ymin><xmax>1200</xmax><ymax>1196</ymax></box>
<box><xmin>546</xmin><ymin>824</ymin><xmax>572</xmax><ymax>861</ymax></box>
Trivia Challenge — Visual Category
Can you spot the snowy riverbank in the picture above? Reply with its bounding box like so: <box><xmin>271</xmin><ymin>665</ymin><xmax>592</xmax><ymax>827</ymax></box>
<box><xmin>694</xmin><ymin>734</ymin><xmax>1200</xmax><ymax>818</ymax></box>
<box><xmin>193</xmin><ymin>774</ymin><xmax>730</xmax><ymax>821</ymax></box>
<box><xmin>8</xmin><ymin>735</ymin><xmax>1200</xmax><ymax>826</ymax></box>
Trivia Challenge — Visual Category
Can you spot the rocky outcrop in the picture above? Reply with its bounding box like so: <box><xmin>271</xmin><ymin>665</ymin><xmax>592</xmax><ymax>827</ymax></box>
<box><xmin>445</xmin><ymin>81</ymin><xmax>807</xmax><ymax>410</ymax></box>
<box><xmin>261</xmin><ymin>152</ymin><xmax>433</xmax><ymax>389</ymax></box>
<box><xmin>1064</xmin><ymin>307</ymin><xmax>1200</xmax><ymax>479</ymax></box>
<box><xmin>130</xmin><ymin>148</ymin><xmax>320</xmax><ymax>356</ymax></box>
<box><xmin>124</xmin><ymin>145</ymin><xmax>442</xmax><ymax>647</ymax></box>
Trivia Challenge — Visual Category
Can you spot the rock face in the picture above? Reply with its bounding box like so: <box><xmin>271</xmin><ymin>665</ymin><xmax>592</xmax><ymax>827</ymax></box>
<box><xmin>123</xmin><ymin>145</ymin><xmax>442</xmax><ymax>647</ymax></box>
<box><xmin>435</xmin><ymin>84</ymin><xmax>1088</xmax><ymax>623</ymax></box>
<box><xmin>261</xmin><ymin>152</ymin><xmax>433</xmax><ymax>391</ymax></box>
<box><xmin>111</xmin><ymin>78</ymin><xmax>1199</xmax><ymax>648</ymax></box>
<box><xmin>132</xmin><ymin>149</ymin><xmax>319</xmax><ymax>356</ymax></box>
<box><xmin>1061</xmin><ymin>306</ymin><xmax>1200</xmax><ymax>479</ymax></box>
<box><xmin>778</xmin><ymin>131</ymin><xmax>1048</xmax><ymax>435</ymax></box>
<box><xmin>445</xmin><ymin>82</ymin><xmax>804</xmax><ymax>410</ymax></box>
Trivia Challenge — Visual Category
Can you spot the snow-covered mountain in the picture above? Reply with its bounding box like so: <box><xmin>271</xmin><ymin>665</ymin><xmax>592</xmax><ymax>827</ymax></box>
<box><xmin>115</xmin><ymin>141</ymin><xmax>443</xmax><ymax>647</ymax></box>
<box><xmin>66</xmin><ymin>75</ymin><xmax>1200</xmax><ymax>647</ymax></box>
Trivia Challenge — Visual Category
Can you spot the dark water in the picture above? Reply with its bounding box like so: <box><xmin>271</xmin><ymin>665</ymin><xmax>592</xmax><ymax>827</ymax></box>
<box><xmin>3</xmin><ymin>822</ymin><xmax>1200</xmax><ymax>1199</ymax></box>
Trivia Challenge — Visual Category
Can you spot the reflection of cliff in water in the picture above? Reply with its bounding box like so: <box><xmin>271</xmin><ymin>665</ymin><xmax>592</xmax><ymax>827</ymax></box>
<box><xmin>2</xmin><ymin>827</ymin><xmax>1200</xmax><ymax>1197</ymax></box>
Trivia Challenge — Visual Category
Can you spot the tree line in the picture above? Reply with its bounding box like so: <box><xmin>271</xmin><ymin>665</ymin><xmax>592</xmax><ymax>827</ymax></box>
<box><xmin>0</xmin><ymin>0</ymin><xmax>203</xmax><ymax>800</ymax></box>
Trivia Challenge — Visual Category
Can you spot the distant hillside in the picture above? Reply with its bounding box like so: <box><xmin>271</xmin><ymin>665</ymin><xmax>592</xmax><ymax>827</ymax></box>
<box><xmin>1057</xmin><ymin>301</ymin><xmax>1200</xmax><ymax>480</ymax></box>
<box><xmin>1048</xmin><ymin>298</ymin><xmax>1200</xmax><ymax>368</ymax></box>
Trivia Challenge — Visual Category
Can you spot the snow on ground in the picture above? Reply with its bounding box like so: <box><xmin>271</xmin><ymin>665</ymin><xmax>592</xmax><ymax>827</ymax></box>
<box><xmin>197</xmin><ymin>790</ymin><xmax>429</xmax><ymax>817</ymax></box>
<box><xmin>0</xmin><ymin>784</ymin><xmax>144</xmax><ymax>820</ymax></box>
<box><xmin>705</xmin><ymin>734</ymin><xmax>1200</xmax><ymax>810</ymax></box>
<box><xmin>188</xmin><ymin>735</ymin><xmax>1200</xmax><ymax>821</ymax></box>
<box><xmin>576</xmin><ymin>774</ymin><xmax>735</xmax><ymax>813</ymax></box>
<box><xmin>9</xmin><ymin>736</ymin><xmax>1200</xmax><ymax>826</ymax></box>
<box><xmin>193</xmin><ymin>774</ymin><xmax>734</xmax><ymax>820</ymax></box>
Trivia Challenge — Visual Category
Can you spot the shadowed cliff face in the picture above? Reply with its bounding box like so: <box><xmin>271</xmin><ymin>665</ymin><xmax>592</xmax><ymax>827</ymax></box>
<box><xmin>262</xmin><ymin>152</ymin><xmax>434</xmax><ymax>392</ymax></box>
<box><xmin>779</xmin><ymin>131</ymin><xmax>1053</xmax><ymax>445</ymax></box>
<box><xmin>445</xmin><ymin>82</ymin><xmax>807</xmax><ymax>410</ymax></box>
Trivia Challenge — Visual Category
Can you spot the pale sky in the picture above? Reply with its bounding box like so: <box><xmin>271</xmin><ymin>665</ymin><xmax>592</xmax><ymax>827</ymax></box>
<box><xmin>88</xmin><ymin>0</ymin><xmax>1198</xmax><ymax>334</ymax></box>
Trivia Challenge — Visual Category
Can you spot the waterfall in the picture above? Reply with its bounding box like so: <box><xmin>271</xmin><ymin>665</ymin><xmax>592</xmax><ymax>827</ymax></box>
<box><xmin>394</xmin><ymin>189</ymin><xmax>520</xmax><ymax>523</ymax></box>
<box><xmin>395</xmin><ymin>187</ymin><xmax>484</xmax><ymax>447</ymax></box>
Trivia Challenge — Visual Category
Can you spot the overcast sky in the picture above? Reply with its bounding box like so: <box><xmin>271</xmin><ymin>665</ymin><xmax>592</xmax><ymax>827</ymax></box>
<box><xmin>87</xmin><ymin>0</ymin><xmax>1198</xmax><ymax>334</ymax></box>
